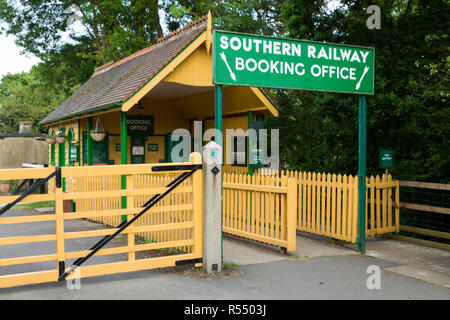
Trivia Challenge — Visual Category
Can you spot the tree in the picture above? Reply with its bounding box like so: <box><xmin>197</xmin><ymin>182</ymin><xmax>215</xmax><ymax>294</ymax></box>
<box><xmin>163</xmin><ymin>0</ymin><xmax>285</xmax><ymax>35</ymax></box>
<box><xmin>0</xmin><ymin>68</ymin><xmax>66</xmax><ymax>132</ymax></box>
<box><xmin>268</xmin><ymin>0</ymin><xmax>450</xmax><ymax>182</ymax></box>
<box><xmin>0</xmin><ymin>0</ymin><xmax>163</xmax><ymax>64</ymax></box>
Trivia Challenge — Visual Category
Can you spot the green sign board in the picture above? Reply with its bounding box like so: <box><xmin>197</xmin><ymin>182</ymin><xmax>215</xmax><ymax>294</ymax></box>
<box><xmin>127</xmin><ymin>116</ymin><xmax>154</xmax><ymax>136</ymax></box>
<box><xmin>69</xmin><ymin>146</ymin><xmax>78</xmax><ymax>162</ymax></box>
<box><xmin>379</xmin><ymin>150</ymin><xmax>395</xmax><ymax>168</ymax></box>
<box><xmin>148</xmin><ymin>144</ymin><xmax>158</xmax><ymax>152</ymax></box>
<box><xmin>213</xmin><ymin>30</ymin><xmax>374</xmax><ymax>94</ymax></box>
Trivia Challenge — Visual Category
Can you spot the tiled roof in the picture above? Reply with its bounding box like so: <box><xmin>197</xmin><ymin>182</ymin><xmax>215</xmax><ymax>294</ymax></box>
<box><xmin>40</xmin><ymin>16</ymin><xmax>208</xmax><ymax>125</ymax></box>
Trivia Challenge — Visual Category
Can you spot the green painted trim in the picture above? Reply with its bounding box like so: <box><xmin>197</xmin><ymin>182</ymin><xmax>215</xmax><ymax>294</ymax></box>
<box><xmin>39</xmin><ymin>102</ymin><xmax>121</xmax><ymax>127</ymax></box>
<box><xmin>50</xmin><ymin>130</ymin><xmax>56</xmax><ymax>165</ymax></box>
<box><xmin>87</xmin><ymin>118</ymin><xmax>93</xmax><ymax>166</ymax></box>
<box><xmin>120</xmin><ymin>112</ymin><xmax>127</xmax><ymax>222</ymax></box>
<box><xmin>67</xmin><ymin>128</ymin><xmax>75</xmax><ymax>166</ymax></box>
<box><xmin>77</xmin><ymin>119</ymin><xmax>81</xmax><ymax>163</ymax></box>
<box><xmin>258</xmin><ymin>88</ymin><xmax>280</xmax><ymax>112</ymax></box>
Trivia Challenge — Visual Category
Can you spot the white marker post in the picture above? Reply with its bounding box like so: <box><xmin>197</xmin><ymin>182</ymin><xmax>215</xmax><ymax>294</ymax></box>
<box><xmin>202</xmin><ymin>141</ymin><xmax>222</xmax><ymax>274</ymax></box>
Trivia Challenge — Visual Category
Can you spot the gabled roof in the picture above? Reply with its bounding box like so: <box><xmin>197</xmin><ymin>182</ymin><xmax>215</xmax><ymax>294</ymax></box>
<box><xmin>39</xmin><ymin>15</ymin><xmax>208</xmax><ymax>125</ymax></box>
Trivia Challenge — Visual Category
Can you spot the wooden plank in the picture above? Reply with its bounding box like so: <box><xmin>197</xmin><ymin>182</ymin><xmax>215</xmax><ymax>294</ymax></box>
<box><xmin>0</xmin><ymin>269</ymin><xmax>58</xmax><ymax>289</ymax></box>
<box><xmin>336</xmin><ymin>174</ymin><xmax>342</xmax><ymax>238</ymax></box>
<box><xmin>0</xmin><ymin>234</ymin><xmax>56</xmax><ymax>246</ymax></box>
<box><xmin>61</xmin><ymin>162</ymin><xmax>196</xmax><ymax>177</ymax></box>
<box><xmin>0</xmin><ymin>214</ymin><xmax>56</xmax><ymax>225</ymax></box>
<box><xmin>311</xmin><ymin>173</ymin><xmax>316</xmax><ymax>233</ymax></box>
<box><xmin>223</xmin><ymin>227</ymin><xmax>288</xmax><ymax>248</ymax></box>
<box><xmin>73</xmin><ymin>253</ymin><xmax>199</xmax><ymax>279</ymax></box>
<box><xmin>64</xmin><ymin>221</ymin><xmax>194</xmax><ymax>240</ymax></box>
<box><xmin>0</xmin><ymin>193</ymin><xmax>55</xmax><ymax>204</ymax></box>
<box><xmin>0</xmin><ymin>254</ymin><xmax>57</xmax><ymax>267</ymax></box>
<box><xmin>62</xmin><ymin>185</ymin><xmax>192</xmax><ymax>200</ymax></box>
<box><xmin>0</xmin><ymin>167</ymin><xmax>55</xmax><ymax>180</ymax></box>
<box><xmin>65</xmin><ymin>239</ymin><xmax>194</xmax><ymax>259</ymax></box>
<box><xmin>369</xmin><ymin>176</ymin><xmax>375</xmax><ymax>237</ymax></box>
<box><xmin>286</xmin><ymin>178</ymin><xmax>297</xmax><ymax>251</ymax></box>
<box><xmin>55</xmin><ymin>183</ymin><xmax>65</xmax><ymax>266</ymax></box>
<box><xmin>385</xmin><ymin>234</ymin><xmax>450</xmax><ymax>251</ymax></box>
<box><xmin>223</xmin><ymin>182</ymin><xmax>288</xmax><ymax>193</ymax></box>
<box><xmin>127</xmin><ymin>175</ymin><xmax>135</xmax><ymax>261</ymax></box>
<box><xmin>400</xmin><ymin>202</ymin><xmax>450</xmax><ymax>215</ymax></box>
<box><xmin>190</xmin><ymin>152</ymin><xmax>202</xmax><ymax>260</ymax></box>
<box><xmin>400</xmin><ymin>225</ymin><xmax>450</xmax><ymax>240</ymax></box>
<box><xmin>63</xmin><ymin>204</ymin><xmax>193</xmax><ymax>220</ymax></box>
<box><xmin>326</xmin><ymin>173</ymin><xmax>331</xmax><ymax>236</ymax></box>
<box><xmin>399</xmin><ymin>180</ymin><xmax>450</xmax><ymax>191</ymax></box>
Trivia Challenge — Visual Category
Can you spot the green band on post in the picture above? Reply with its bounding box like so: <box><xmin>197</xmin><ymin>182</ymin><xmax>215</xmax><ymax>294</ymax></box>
<box><xmin>120</xmin><ymin>112</ymin><xmax>127</xmax><ymax>222</ymax></box>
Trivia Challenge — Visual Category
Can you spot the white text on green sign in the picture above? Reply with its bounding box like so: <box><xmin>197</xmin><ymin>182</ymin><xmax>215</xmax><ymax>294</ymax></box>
<box><xmin>213</xmin><ymin>31</ymin><xmax>374</xmax><ymax>94</ymax></box>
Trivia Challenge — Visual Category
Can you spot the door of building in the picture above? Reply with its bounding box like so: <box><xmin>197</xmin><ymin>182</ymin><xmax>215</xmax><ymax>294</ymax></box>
<box><xmin>130</xmin><ymin>135</ymin><xmax>145</xmax><ymax>164</ymax></box>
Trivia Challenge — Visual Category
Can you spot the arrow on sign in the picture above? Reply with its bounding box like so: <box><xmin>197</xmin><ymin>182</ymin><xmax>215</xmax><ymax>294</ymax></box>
<box><xmin>356</xmin><ymin>66</ymin><xmax>370</xmax><ymax>90</ymax></box>
<box><xmin>219</xmin><ymin>52</ymin><xmax>236</xmax><ymax>81</ymax></box>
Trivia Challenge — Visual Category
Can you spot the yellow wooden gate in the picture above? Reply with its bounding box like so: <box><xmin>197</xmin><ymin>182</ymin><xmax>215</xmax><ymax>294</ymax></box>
<box><xmin>0</xmin><ymin>153</ymin><xmax>202</xmax><ymax>289</ymax></box>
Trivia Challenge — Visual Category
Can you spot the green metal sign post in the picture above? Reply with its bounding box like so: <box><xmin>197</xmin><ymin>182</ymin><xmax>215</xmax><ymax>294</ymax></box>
<box><xmin>212</xmin><ymin>30</ymin><xmax>374</xmax><ymax>253</ymax></box>
<box><xmin>358</xmin><ymin>96</ymin><xmax>367</xmax><ymax>253</ymax></box>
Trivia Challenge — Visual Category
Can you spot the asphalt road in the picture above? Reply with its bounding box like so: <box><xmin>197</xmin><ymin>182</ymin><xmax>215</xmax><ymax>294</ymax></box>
<box><xmin>0</xmin><ymin>208</ymin><xmax>449</xmax><ymax>300</ymax></box>
<box><xmin>0</xmin><ymin>253</ymin><xmax>449</xmax><ymax>300</ymax></box>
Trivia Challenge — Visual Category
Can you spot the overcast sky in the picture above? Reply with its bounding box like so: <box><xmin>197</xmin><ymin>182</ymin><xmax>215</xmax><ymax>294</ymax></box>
<box><xmin>0</xmin><ymin>33</ymin><xmax>41</xmax><ymax>80</ymax></box>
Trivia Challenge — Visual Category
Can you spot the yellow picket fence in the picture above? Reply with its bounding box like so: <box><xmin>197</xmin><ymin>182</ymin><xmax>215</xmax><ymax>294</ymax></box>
<box><xmin>366</xmin><ymin>174</ymin><xmax>400</xmax><ymax>236</ymax></box>
<box><xmin>252</xmin><ymin>168</ymin><xmax>399</xmax><ymax>243</ymax></box>
<box><xmin>0</xmin><ymin>154</ymin><xmax>202</xmax><ymax>288</ymax></box>
<box><xmin>222</xmin><ymin>173</ymin><xmax>297</xmax><ymax>251</ymax></box>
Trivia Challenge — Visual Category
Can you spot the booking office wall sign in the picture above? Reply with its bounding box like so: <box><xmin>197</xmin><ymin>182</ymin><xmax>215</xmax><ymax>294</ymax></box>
<box><xmin>212</xmin><ymin>30</ymin><xmax>374</xmax><ymax>95</ymax></box>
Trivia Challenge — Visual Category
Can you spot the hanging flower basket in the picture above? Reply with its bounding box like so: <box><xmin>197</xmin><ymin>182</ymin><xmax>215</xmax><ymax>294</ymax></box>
<box><xmin>90</xmin><ymin>129</ymin><xmax>107</xmax><ymax>142</ymax></box>
<box><xmin>46</xmin><ymin>135</ymin><xmax>56</xmax><ymax>144</ymax></box>
<box><xmin>55</xmin><ymin>129</ymin><xmax>66</xmax><ymax>143</ymax></box>
<box><xmin>90</xmin><ymin>117</ymin><xmax>107</xmax><ymax>142</ymax></box>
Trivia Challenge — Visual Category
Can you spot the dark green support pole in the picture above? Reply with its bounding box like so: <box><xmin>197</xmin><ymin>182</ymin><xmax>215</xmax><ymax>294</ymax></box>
<box><xmin>358</xmin><ymin>95</ymin><xmax>367</xmax><ymax>254</ymax></box>
<box><xmin>248</xmin><ymin>111</ymin><xmax>254</xmax><ymax>223</ymax></box>
<box><xmin>214</xmin><ymin>85</ymin><xmax>223</xmax><ymax>148</ymax></box>
<box><xmin>86</xmin><ymin>118</ymin><xmax>93</xmax><ymax>166</ymax></box>
<box><xmin>214</xmin><ymin>84</ymin><xmax>223</xmax><ymax>260</ymax></box>
<box><xmin>120</xmin><ymin>112</ymin><xmax>128</xmax><ymax>222</ymax></box>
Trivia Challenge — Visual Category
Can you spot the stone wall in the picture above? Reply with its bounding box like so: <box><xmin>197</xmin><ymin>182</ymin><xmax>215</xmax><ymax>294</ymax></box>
<box><xmin>0</xmin><ymin>136</ymin><xmax>48</xmax><ymax>169</ymax></box>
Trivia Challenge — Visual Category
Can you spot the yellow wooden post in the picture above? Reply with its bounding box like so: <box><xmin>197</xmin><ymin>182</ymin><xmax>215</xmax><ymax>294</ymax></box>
<box><xmin>395</xmin><ymin>179</ymin><xmax>400</xmax><ymax>233</ymax></box>
<box><xmin>190</xmin><ymin>152</ymin><xmax>203</xmax><ymax>262</ymax></box>
<box><xmin>127</xmin><ymin>174</ymin><xmax>135</xmax><ymax>261</ymax></box>
<box><xmin>55</xmin><ymin>167</ymin><xmax>65</xmax><ymax>279</ymax></box>
<box><xmin>286</xmin><ymin>178</ymin><xmax>297</xmax><ymax>252</ymax></box>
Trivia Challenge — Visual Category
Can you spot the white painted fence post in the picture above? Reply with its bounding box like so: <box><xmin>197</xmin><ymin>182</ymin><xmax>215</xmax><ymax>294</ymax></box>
<box><xmin>202</xmin><ymin>141</ymin><xmax>222</xmax><ymax>274</ymax></box>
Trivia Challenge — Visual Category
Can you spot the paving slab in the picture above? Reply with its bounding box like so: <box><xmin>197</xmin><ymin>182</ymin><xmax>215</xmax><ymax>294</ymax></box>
<box><xmin>365</xmin><ymin>237</ymin><xmax>450</xmax><ymax>289</ymax></box>
<box><xmin>223</xmin><ymin>231</ymin><xmax>358</xmax><ymax>266</ymax></box>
